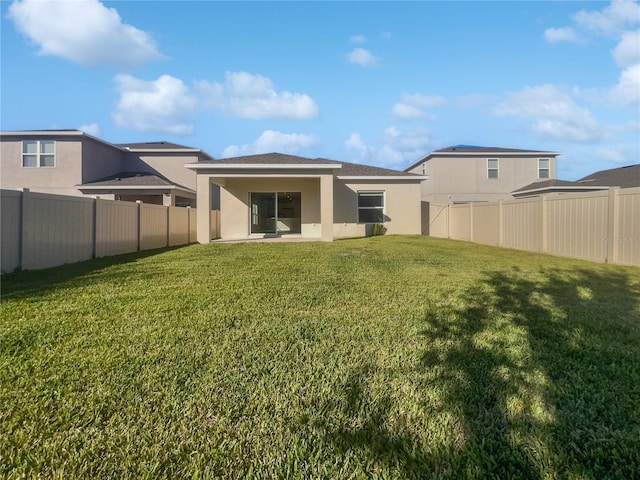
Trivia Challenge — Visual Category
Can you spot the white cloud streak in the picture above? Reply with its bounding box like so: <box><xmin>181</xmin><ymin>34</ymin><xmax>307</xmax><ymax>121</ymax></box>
<box><xmin>347</xmin><ymin>48</ymin><xmax>378</xmax><ymax>67</ymax></box>
<box><xmin>113</xmin><ymin>74</ymin><xmax>197</xmax><ymax>135</ymax></box>
<box><xmin>195</xmin><ymin>72</ymin><xmax>319</xmax><ymax>120</ymax></box>
<box><xmin>112</xmin><ymin>72</ymin><xmax>319</xmax><ymax>134</ymax></box>
<box><xmin>543</xmin><ymin>27</ymin><xmax>582</xmax><ymax>43</ymax></box>
<box><xmin>573</xmin><ymin>0</ymin><xmax>640</xmax><ymax>37</ymax></box>
<box><xmin>345</xmin><ymin>127</ymin><xmax>434</xmax><ymax>168</ymax></box>
<box><xmin>494</xmin><ymin>85</ymin><xmax>602</xmax><ymax>143</ymax></box>
<box><xmin>7</xmin><ymin>0</ymin><xmax>165</xmax><ymax>68</ymax></box>
<box><xmin>78</xmin><ymin>123</ymin><xmax>101</xmax><ymax>137</ymax></box>
<box><xmin>222</xmin><ymin>130</ymin><xmax>318</xmax><ymax>157</ymax></box>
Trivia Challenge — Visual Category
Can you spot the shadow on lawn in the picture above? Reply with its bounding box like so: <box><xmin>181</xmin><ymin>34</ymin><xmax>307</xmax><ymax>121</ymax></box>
<box><xmin>321</xmin><ymin>267</ymin><xmax>640</xmax><ymax>479</ymax></box>
<box><xmin>0</xmin><ymin>245</ymin><xmax>188</xmax><ymax>298</ymax></box>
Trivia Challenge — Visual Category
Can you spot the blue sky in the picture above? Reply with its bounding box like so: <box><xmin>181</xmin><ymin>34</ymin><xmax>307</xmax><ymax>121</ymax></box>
<box><xmin>1</xmin><ymin>0</ymin><xmax>639</xmax><ymax>179</ymax></box>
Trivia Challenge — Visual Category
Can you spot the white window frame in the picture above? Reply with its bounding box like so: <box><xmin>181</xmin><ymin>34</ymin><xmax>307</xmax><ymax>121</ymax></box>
<box><xmin>22</xmin><ymin>140</ymin><xmax>56</xmax><ymax>168</ymax></box>
<box><xmin>357</xmin><ymin>191</ymin><xmax>385</xmax><ymax>224</ymax></box>
<box><xmin>538</xmin><ymin>158</ymin><xmax>550</xmax><ymax>179</ymax></box>
<box><xmin>421</xmin><ymin>163</ymin><xmax>427</xmax><ymax>175</ymax></box>
<box><xmin>487</xmin><ymin>158</ymin><xmax>499</xmax><ymax>179</ymax></box>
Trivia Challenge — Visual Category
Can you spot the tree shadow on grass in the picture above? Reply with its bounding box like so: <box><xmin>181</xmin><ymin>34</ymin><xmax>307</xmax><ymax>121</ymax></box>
<box><xmin>419</xmin><ymin>266</ymin><xmax>640</xmax><ymax>479</ymax></box>
<box><xmin>318</xmin><ymin>266</ymin><xmax>640</xmax><ymax>479</ymax></box>
<box><xmin>1</xmin><ymin>245</ymin><xmax>190</xmax><ymax>298</ymax></box>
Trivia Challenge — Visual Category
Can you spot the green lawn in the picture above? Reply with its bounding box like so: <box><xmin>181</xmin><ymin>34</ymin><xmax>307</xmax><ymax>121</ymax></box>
<box><xmin>1</xmin><ymin>236</ymin><xmax>639</xmax><ymax>479</ymax></box>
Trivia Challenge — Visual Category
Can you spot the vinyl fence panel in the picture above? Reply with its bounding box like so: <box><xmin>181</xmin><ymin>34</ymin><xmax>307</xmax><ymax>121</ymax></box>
<box><xmin>169</xmin><ymin>206</ymin><xmax>189</xmax><ymax>246</ymax></box>
<box><xmin>1</xmin><ymin>190</ymin><xmax>22</xmax><ymax>273</ymax></box>
<box><xmin>22</xmin><ymin>191</ymin><xmax>94</xmax><ymax>270</ymax></box>
<box><xmin>140</xmin><ymin>203</ymin><xmax>169</xmax><ymax>251</ymax></box>
<box><xmin>95</xmin><ymin>199</ymin><xmax>139</xmax><ymax>257</ymax></box>
<box><xmin>615</xmin><ymin>187</ymin><xmax>640</xmax><ymax>266</ymax></box>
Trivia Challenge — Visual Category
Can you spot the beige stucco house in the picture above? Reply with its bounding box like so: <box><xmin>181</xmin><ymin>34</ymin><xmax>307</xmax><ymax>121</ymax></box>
<box><xmin>0</xmin><ymin>130</ymin><xmax>213</xmax><ymax>206</ymax></box>
<box><xmin>186</xmin><ymin>153</ymin><xmax>425</xmax><ymax>242</ymax></box>
<box><xmin>403</xmin><ymin>145</ymin><xmax>561</xmax><ymax>204</ymax></box>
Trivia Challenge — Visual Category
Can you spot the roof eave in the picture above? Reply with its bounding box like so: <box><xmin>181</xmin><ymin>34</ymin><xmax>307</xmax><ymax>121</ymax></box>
<box><xmin>337</xmin><ymin>175</ymin><xmax>428</xmax><ymax>181</ymax></box>
<box><xmin>185</xmin><ymin>163</ymin><xmax>343</xmax><ymax>171</ymax></box>
<box><xmin>513</xmin><ymin>185</ymin><xmax>609</xmax><ymax>195</ymax></box>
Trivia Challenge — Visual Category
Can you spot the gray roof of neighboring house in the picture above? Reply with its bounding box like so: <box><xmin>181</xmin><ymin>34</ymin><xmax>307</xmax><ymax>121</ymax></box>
<box><xmin>403</xmin><ymin>145</ymin><xmax>562</xmax><ymax>171</ymax></box>
<box><xmin>117</xmin><ymin>141</ymin><xmax>200</xmax><ymax>150</ymax></box>
<box><xmin>79</xmin><ymin>172</ymin><xmax>193</xmax><ymax>191</ymax></box>
<box><xmin>434</xmin><ymin>145</ymin><xmax>557</xmax><ymax>154</ymax></box>
<box><xmin>194</xmin><ymin>153</ymin><xmax>421</xmax><ymax>177</ymax></box>
<box><xmin>577</xmin><ymin>164</ymin><xmax>640</xmax><ymax>188</ymax></box>
<box><xmin>512</xmin><ymin>164</ymin><xmax>640</xmax><ymax>196</ymax></box>
<box><xmin>512</xmin><ymin>178</ymin><xmax>585</xmax><ymax>193</ymax></box>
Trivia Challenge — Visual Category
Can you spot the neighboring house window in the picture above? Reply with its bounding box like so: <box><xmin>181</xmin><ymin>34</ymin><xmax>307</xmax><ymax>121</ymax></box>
<box><xmin>358</xmin><ymin>191</ymin><xmax>384</xmax><ymax>223</ymax></box>
<box><xmin>487</xmin><ymin>158</ymin><xmax>499</xmax><ymax>178</ymax></box>
<box><xmin>421</xmin><ymin>163</ymin><xmax>427</xmax><ymax>175</ymax></box>
<box><xmin>22</xmin><ymin>140</ymin><xmax>55</xmax><ymax>168</ymax></box>
<box><xmin>538</xmin><ymin>158</ymin><xmax>550</xmax><ymax>178</ymax></box>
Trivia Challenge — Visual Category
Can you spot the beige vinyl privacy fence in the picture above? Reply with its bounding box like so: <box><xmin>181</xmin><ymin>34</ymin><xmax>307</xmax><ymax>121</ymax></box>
<box><xmin>425</xmin><ymin>187</ymin><xmax>640</xmax><ymax>267</ymax></box>
<box><xmin>1</xmin><ymin>189</ymin><xmax>219</xmax><ymax>273</ymax></box>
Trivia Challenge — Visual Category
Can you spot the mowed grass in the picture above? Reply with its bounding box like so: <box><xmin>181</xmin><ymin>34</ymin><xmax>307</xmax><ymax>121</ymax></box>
<box><xmin>1</xmin><ymin>236</ymin><xmax>639</xmax><ymax>479</ymax></box>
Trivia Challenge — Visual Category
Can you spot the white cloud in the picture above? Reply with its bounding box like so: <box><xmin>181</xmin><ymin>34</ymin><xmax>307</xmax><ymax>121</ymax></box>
<box><xmin>222</xmin><ymin>130</ymin><xmax>318</xmax><ymax>157</ymax></box>
<box><xmin>592</xmin><ymin>145</ymin><xmax>630</xmax><ymax>163</ymax></box>
<box><xmin>494</xmin><ymin>84</ymin><xmax>602</xmax><ymax>143</ymax></box>
<box><xmin>390</xmin><ymin>93</ymin><xmax>446</xmax><ymax>119</ymax></box>
<box><xmin>344</xmin><ymin>133</ymin><xmax>372</xmax><ymax>158</ymax></box>
<box><xmin>195</xmin><ymin>72</ymin><xmax>319</xmax><ymax>119</ymax></box>
<box><xmin>574</xmin><ymin>0</ymin><xmax>640</xmax><ymax>37</ymax></box>
<box><xmin>347</xmin><ymin>48</ymin><xmax>378</xmax><ymax>67</ymax></box>
<box><xmin>613</xmin><ymin>29</ymin><xmax>640</xmax><ymax>67</ymax></box>
<box><xmin>543</xmin><ymin>27</ymin><xmax>581</xmax><ymax>43</ymax></box>
<box><xmin>112</xmin><ymin>74</ymin><xmax>197</xmax><ymax>135</ymax></box>
<box><xmin>7</xmin><ymin>0</ymin><xmax>165</xmax><ymax>68</ymax></box>
<box><xmin>401</xmin><ymin>93</ymin><xmax>446</xmax><ymax>108</ymax></box>
<box><xmin>345</xmin><ymin>127</ymin><xmax>434</xmax><ymax>168</ymax></box>
<box><xmin>79</xmin><ymin>123</ymin><xmax>101</xmax><ymax>137</ymax></box>
<box><xmin>608</xmin><ymin>64</ymin><xmax>640</xmax><ymax>106</ymax></box>
<box><xmin>350</xmin><ymin>34</ymin><xmax>366</xmax><ymax>44</ymax></box>
<box><xmin>112</xmin><ymin>72</ymin><xmax>319</xmax><ymax>134</ymax></box>
<box><xmin>391</xmin><ymin>103</ymin><xmax>425</xmax><ymax>120</ymax></box>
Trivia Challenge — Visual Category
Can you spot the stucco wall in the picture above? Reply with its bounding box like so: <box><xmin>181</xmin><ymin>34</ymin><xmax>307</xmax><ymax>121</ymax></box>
<box><xmin>126</xmin><ymin>153</ymin><xmax>199</xmax><ymax>190</ymax></box>
<box><xmin>1</xmin><ymin>136</ymin><xmax>84</xmax><ymax>196</ymax></box>
<box><xmin>81</xmin><ymin>138</ymin><xmax>125</xmax><ymax>183</ymax></box>
<box><xmin>334</xmin><ymin>180</ymin><xmax>422</xmax><ymax>238</ymax></box>
<box><xmin>219</xmin><ymin>177</ymin><xmax>322</xmax><ymax>239</ymax></box>
<box><xmin>408</xmin><ymin>155</ymin><xmax>557</xmax><ymax>204</ymax></box>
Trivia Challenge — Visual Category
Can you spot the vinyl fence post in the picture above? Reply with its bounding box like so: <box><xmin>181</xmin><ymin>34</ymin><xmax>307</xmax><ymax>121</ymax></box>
<box><xmin>166</xmin><ymin>205</ymin><xmax>170</xmax><ymax>248</ymax></box>
<box><xmin>136</xmin><ymin>200</ymin><xmax>142</xmax><ymax>251</ymax></box>
<box><xmin>18</xmin><ymin>188</ymin><xmax>28</xmax><ymax>270</ymax></box>
<box><xmin>606</xmin><ymin>187</ymin><xmax>620</xmax><ymax>264</ymax></box>
<box><xmin>469</xmin><ymin>203</ymin><xmax>474</xmax><ymax>243</ymax></box>
<box><xmin>498</xmin><ymin>200</ymin><xmax>503</xmax><ymax>247</ymax></box>
<box><xmin>187</xmin><ymin>206</ymin><xmax>191</xmax><ymax>244</ymax></box>
<box><xmin>541</xmin><ymin>194</ymin><xmax>548</xmax><ymax>254</ymax></box>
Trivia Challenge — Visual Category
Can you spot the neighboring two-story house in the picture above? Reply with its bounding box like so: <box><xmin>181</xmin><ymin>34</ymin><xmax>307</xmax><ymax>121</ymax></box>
<box><xmin>403</xmin><ymin>145</ymin><xmax>561</xmax><ymax>204</ymax></box>
<box><xmin>0</xmin><ymin>130</ymin><xmax>214</xmax><ymax>206</ymax></box>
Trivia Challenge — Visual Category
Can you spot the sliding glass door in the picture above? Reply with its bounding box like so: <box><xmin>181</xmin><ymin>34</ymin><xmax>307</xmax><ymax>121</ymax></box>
<box><xmin>250</xmin><ymin>192</ymin><xmax>301</xmax><ymax>235</ymax></box>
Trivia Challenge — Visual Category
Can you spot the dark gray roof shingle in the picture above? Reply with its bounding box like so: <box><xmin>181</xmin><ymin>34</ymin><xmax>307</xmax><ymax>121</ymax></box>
<box><xmin>577</xmin><ymin>164</ymin><xmax>640</xmax><ymax>188</ymax></box>
<box><xmin>117</xmin><ymin>141</ymin><xmax>199</xmax><ymax>150</ymax></box>
<box><xmin>436</xmin><ymin>145</ymin><xmax>555</xmax><ymax>154</ymax></box>
<box><xmin>195</xmin><ymin>153</ymin><xmax>420</xmax><ymax>177</ymax></box>
<box><xmin>80</xmin><ymin>172</ymin><xmax>192</xmax><ymax>190</ymax></box>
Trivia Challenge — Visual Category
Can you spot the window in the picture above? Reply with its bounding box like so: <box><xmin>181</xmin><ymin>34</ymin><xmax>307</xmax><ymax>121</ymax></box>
<box><xmin>538</xmin><ymin>158</ymin><xmax>550</xmax><ymax>178</ymax></box>
<box><xmin>358</xmin><ymin>191</ymin><xmax>384</xmax><ymax>223</ymax></box>
<box><xmin>487</xmin><ymin>158</ymin><xmax>499</xmax><ymax>178</ymax></box>
<box><xmin>421</xmin><ymin>163</ymin><xmax>427</xmax><ymax>175</ymax></box>
<box><xmin>22</xmin><ymin>140</ymin><xmax>55</xmax><ymax>168</ymax></box>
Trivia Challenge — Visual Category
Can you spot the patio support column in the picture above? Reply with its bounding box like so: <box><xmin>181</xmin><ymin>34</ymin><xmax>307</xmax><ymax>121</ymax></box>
<box><xmin>196</xmin><ymin>174</ymin><xmax>212</xmax><ymax>244</ymax></box>
<box><xmin>320</xmin><ymin>173</ymin><xmax>334</xmax><ymax>242</ymax></box>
